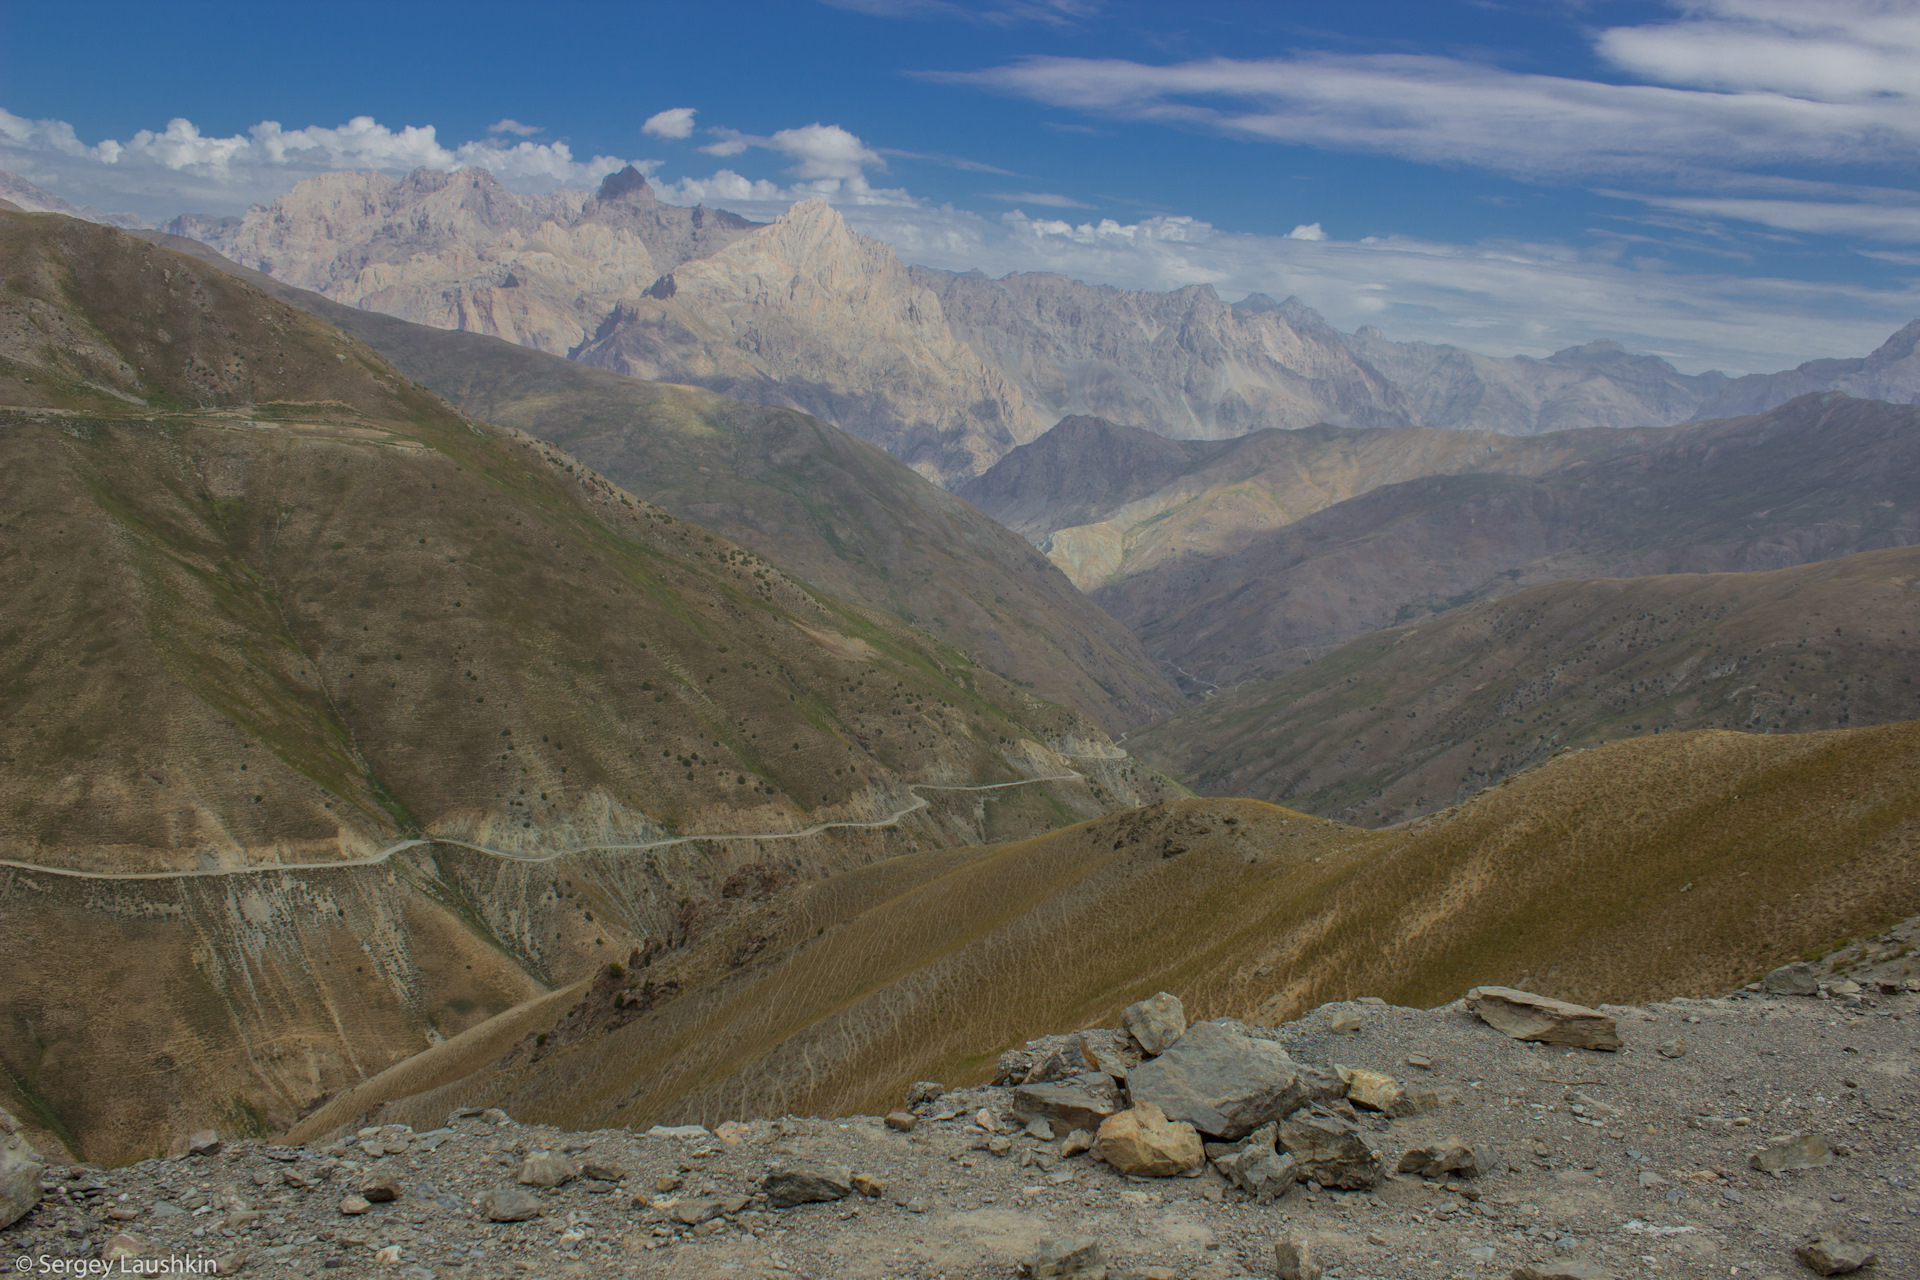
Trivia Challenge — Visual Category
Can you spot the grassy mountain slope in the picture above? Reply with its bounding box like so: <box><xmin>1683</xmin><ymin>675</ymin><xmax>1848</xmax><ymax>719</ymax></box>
<box><xmin>140</xmin><ymin>230</ymin><xmax>1179</xmax><ymax>734</ymax></box>
<box><xmin>0</xmin><ymin>210</ymin><xmax>1161</xmax><ymax>1162</ymax></box>
<box><xmin>1095</xmin><ymin>395</ymin><xmax>1920</xmax><ymax>685</ymax></box>
<box><xmin>1128</xmin><ymin>547</ymin><xmax>1920</xmax><ymax>824</ymax></box>
<box><xmin>295</xmin><ymin>717</ymin><xmax>1920</xmax><ymax>1142</ymax></box>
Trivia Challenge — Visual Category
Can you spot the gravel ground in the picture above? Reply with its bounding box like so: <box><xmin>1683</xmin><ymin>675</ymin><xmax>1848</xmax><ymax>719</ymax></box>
<box><xmin>8</xmin><ymin>939</ymin><xmax>1918</xmax><ymax>1280</ymax></box>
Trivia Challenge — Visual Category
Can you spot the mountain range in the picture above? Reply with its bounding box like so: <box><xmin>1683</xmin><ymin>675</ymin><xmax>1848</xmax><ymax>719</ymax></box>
<box><xmin>49</xmin><ymin>162</ymin><xmax>1893</xmax><ymax>484</ymax></box>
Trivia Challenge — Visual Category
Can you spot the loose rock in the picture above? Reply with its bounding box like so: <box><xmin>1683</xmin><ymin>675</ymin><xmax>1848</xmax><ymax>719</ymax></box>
<box><xmin>1278</xmin><ymin>1106</ymin><xmax>1384</xmax><ymax>1189</ymax></box>
<box><xmin>186</xmin><ymin>1129</ymin><xmax>223</xmax><ymax>1157</ymax></box>
<box><xmin>358</xmin><ymin>1171</ymin><xmax>400</xmax><ymax>1202</ymax></box>
<box><xmin>516</xmin><ymin>1151</ymin><xmax>579</xmax><ymax>1187</ymax></box>
<box><xmin>1011</xmin><ymin>1071</ymin><xmax>1125</xmax><ymax>1135</ymax></box>
<box><xmin>904</xmin><ymin>1080</ymin><xmax>945</xmax><ymax>1106</ymax></box>
<box><xmin>851</xmin><ymin>1172</ymin><xmax>885</xmax><ymax>1197</ymax></box>
<box><xmin>1796</xmin><ymin>1232</ymin><xmax>1879</xmax><ymax>1275</ymax></box>
<box><xmin>336</xmin><ymin>1194</ymin><xmax>371</xmax><ymax>1216</ymax></box>
<box><xmin>1122</xmin><ymin>991</ymin><xmax>1186</xmax><ymax>1055</ymax></box>
<box><xmin>1764</xmin><ymin>961</ymin><xmax>1821</xmax><ymax>995</ymax></box>
<box><xmin>0</xmin><ymin>1107</ymin><xmax>45</xmax><ymax>1230</ymax></box>
<box><xmin>1275</xmin><ymin>1236</ymin><xmax>1323</xmax><ymax>1280</ymax></box>
<box><xmin>763</xmin><ymin>1164</ymin><xmax>853</xmax><ymax>1208</ymax></box>
<box><xmin>1465</xmin><ymin>986</ymin><xmax>1623</xmax><ymax>1051</ymax></box>
<box><xmin>479</xmin><ymin>1187</ymin><xmax>543</xmax><ymax>1223</ymax></box>
<box><xmin>1092</xmin><ymin>1102</ymin><xmax>1204</xmax><ymax>1177</ymax></box>
<box><xmin>1024</xmin><ymin>1234</ymin><xmax>1109</xmax><ymax>1279</ymax></box>
<box><xmin>1397</xmin><ymin>1139</ymin><xmax>1483</xmax><ymax>1178</ymax></box>
<box><xmin>884</xmin><ymin>1110</ymin><xmax>917</xmax><ymax>1132</ymax></box>
<box><xmin>1750</xmin><ymin>1131</ymin><xmax>1833</xmax><ymax>1172</ymax></box>
<box><xmin>1210</xmin><ymin>1123</ymin><xmax>1298</xmax><ymax>1200</ymax></box>
<box><xmin>1127</xmin><ymin>1020</ymin><xmax>1339</xmax><ymax>1139</ymax></box>
<box><xmin>1511</xmin><ymin>1266</ymin><xmax>1613</xmax><ymax>1280</ymax></box>
<box><xmin>1657</xmin><ymin>1037</ymin><xmax>1688</xmax><ymax>1058</ymax></box>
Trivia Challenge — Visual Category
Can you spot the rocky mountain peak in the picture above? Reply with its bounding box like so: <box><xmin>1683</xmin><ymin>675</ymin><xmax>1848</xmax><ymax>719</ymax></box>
<box><xmin>1866</xmin><ymin>317</ymin><xmax>1920</xmax><ymax>366</ymax></box>
<box><xmin>593</xmin><ymin>164</ymin><xmax>656</xmax><ymax>205</ymax></box>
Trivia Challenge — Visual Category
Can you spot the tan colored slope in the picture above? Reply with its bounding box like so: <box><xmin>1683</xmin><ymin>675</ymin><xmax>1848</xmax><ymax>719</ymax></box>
<box><xmin>1129</xmin><ymin>546</ymin><xmax>1920</xmax><ymax>825</ymax></box>
<box><xmin>299</xmin><ymin>718</ymin><xmax>1920</xmax><ymax>1143</ymax></box>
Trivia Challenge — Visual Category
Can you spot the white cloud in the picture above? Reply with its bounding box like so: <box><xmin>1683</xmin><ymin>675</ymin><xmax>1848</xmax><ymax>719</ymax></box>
<box><xmin>642</xmin><ymin>107</ymin><xmax>698</xmax><ymax>139</ymax></box>
<box><xmin>1287</xmin><ymin>222</ymin><xmax>1326</xmax><ymax>241</ymax></box>
<box><xmin>986</xmin><ymin>191</ymin><xmax>1092</xmax><ymax>208</ymax></box>
<box><xmin>0</xmin><ymin>108</ymin><xmax>638</xmax><ymax>217</ymax></box>
<box><xmin>818</xmin><ymin>0</ymin><xmax>1099</xmax><ymax>25</ymax></box>
<box><xmin>1598</xmin><ymin>1</ymin><xmax>1920</xmax><ymax>101</ymax></box>
<box><xmin>766</xmin><ymin>123</ymin><xmax>883</xmax><ymax>181</ymax></box>
<box><xmin>488</xmin><ymin>118</ymin><xmax>542</xmax><ymax>136</ymax></box>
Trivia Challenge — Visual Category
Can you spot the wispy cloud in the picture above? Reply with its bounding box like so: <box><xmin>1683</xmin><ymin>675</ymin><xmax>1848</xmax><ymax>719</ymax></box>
<box><xmin>488</xmin><ymin>118</ymin><xmax>543</xmax><ymax>137</ymax></box>
<box><xmin>930</xmin><ymin>0</ymin><xmax>1920</xmax><ymax>242</ymax></box>
<box><xmin>985</xmin><ymin>190</ymin><xmax>1092</xmax><ymax>208</ymax></box>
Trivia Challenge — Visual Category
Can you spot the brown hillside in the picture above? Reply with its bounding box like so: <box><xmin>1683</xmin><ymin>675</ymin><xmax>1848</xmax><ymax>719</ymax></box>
<box><xmin>0</xmin><ymin>210</ymin><xmax>1161</xmax><ymax>1164</ymax></box>
<box><xmin>1129</xmin><ymin>546</ymin><xmax>1920</xmax><ymax>823</ymax></box>
<box><xmin>294</xmin><ymin>719</ymin><xmax>1920</xmax><ymax>1145</ymax></box>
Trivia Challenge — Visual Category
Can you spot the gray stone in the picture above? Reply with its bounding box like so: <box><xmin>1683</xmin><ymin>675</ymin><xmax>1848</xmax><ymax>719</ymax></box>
<box><xmin>1750</xmin><ymin>1132</ymin><xmax>1833</xmax><ymax>1172</ymax></box>
<box><xmin>1025</xmin><ymin>1235</ymin><xmax>1109</xmax><ymax>1279</ymax></box>
<box><xmin>763</xmin><ymin>1165</ymin><xmax>853</xmax><ymax>1208</ymax></box>
<box><xmin>1024</xmin><ymin>1118</ymin><xmax>1055</xmax><ymax>1140</ymax></box>
<box><xmin>357</xmin><ymin>1172</ymin><xmax>400</xmax><ymax>1202</ymax></box>
<box><xmin>1278</xmin><ymin>1106</ymin><xmax>1384</xmax><ymax>1189</ymax></box>
<box><xmin>580</xmin><ymin>1162</ymin><xmax>624</xmax><ymax>1182</ymax></box>
<box><xmin>1764</xmin><ymin>962</ymin><xmax>1820</xmax><ymax>996</ymax></box>
<box><xmin>1126</xmin><ymin>1020</ymin><xmax>1339</xmax><ymax>1140</ymax></box>
<box><xmin>1465</xmin><ymin>987</ymin><xmax>1622</xmax><ymax>1051</ymax></box>
<box><xmin>0</xmin><ymin>1107</ymin><xmax>45</xmax><ymax>1230</ymax></box>
<box><xmin>1123</xmin><ymin>991</ymin><xmax>1186</xmax><ymax>1056</ymax></box>
<box><xmin>336</xmin><ymin>1195</ymin><xmax>371</xmax><ymax>1216</ymax></box>
<box><xmin>478</xmin><ymin>1187</ymin><xmax>543</xmax><ymax>1223</ymax></box>
<box><xmin>904</xmin><ymin>1081</ymin><xmax>945</xmax><ymax>1106</ymax></box>
<box><xmin>1796</xmin><ymin>1232</ymin><xmax>1878</xmax><ymax>1275</ymax></box>
<box><xmin>187</xmin><ymin>1129</ymin><xmax>223</xmax><ymax>1157</ymax></box>
<box><xmin>1657</xmin><ymin>1037</ymin><xmax>1688</xmax><ymax>1059</ymax></box>
<box><xmin>885</xmin><ymin>1111</ymin><xmax>918</xmax><ymax>1132</ymax></box>
<box><xmin>670</xmin><ymin>1198</ymin><xmax>721</xmax><ymax>1225</ymax></box>
<box><xmin>1011</xmin><ymin>1071</ymin><xmax>1125</xmax><ymax>1135</ymax></box>
<box><xmin>1396</xmin><ymin>1140</ymin><xmax>1483</xmax><ymax>1178</ymax></box>
<box><xmin>1210</xmin><ymin>1123</ymin><xmax>1298</xmax><ymax>1201</ymax></box>
<box><xmin>1275</xmin><ymin>1237</ymin><xmax>1322</xmax><ymax>1280</ymax></box>
<box><xmin>1077</xmin><ymin>1030</ymin><xmax>1140</xmax><ymax>1081</ymax></box>
<box><xmin>1511</xmin><ymin>1267</ymin><xmax>1613</xmax><ymax>1280</ymax></box>
<box><xmin>516</xmin><ymin>1152</ymin><xmax>579</xmax><ymax>1188</ymax></box>
<box><xmin>1059</xmin><ymin>1128</ymin><xmax>1094</xmax><ymax>1158</ymax></box>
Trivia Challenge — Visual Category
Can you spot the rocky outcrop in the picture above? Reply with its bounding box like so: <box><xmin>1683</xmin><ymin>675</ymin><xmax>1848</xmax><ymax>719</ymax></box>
<box><xmin>1465</xmin><ymin>987</ymin><xmax>1622</xmax><ymax>1051</ymax></box>
<box><xmin>1697</xmin><ymin>319</ymin><xmax>1920</xmax><ymax>419</ymax></box>
<box><xmin>0</xmin><ymin>1109</ymin><xmax>43</xmax><ymax>1230</ymax></box>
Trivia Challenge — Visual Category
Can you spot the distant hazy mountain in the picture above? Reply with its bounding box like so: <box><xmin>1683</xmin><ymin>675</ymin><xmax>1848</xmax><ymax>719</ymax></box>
<box><xmin>0</xmin><ymin>168</ymin><xmax>147</xmax><ymax>228</ymax></box>
<box><xmin>1129</xmin><ymin>545</ymin><xmax>1920</xmax><ymax>824</ymax></box>
<box><xmin>1694</xmin><ymin>320</ymin><xmax>1920</xmax><ymax>417</ymax></box>
<box><xmin>1092</xmin><ymin>394</ymin><xmax>1920</xmax><ymax>688</ymax></box>
<box><xmin>133</xmin><ymin>163</ymin><xmax>1894</xmax><ymax>483</ymax></box>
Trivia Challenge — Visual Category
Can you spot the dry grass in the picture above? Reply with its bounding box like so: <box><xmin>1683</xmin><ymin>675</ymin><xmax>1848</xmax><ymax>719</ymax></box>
<box><xmin>314</xmin><ymin>718</ymin><xmax>1920</xmax><ymax>1140</ymax></box>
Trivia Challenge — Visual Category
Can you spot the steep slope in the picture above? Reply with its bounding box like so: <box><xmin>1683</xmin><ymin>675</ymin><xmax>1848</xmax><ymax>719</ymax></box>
<box><xmin>1095</xmin><ymin>395</ymin><xmax>1920</xmax><ymax>685</ymax></box>
<box><xmin>1129</xmin><ymin>547</ymin><xmax>1920</xmax><ymax>823</ymax></box>
<box><xmin>571</xmin><ymin>200</ymin><xmax>1033</xmax><ymax>480</ymax></box>
<box><xmin>917</xmin><ymin>274</ymin><xmax>1412</xmax><ymax>444</ymax></box>
<box><xmin>0</xmin><ymin>210</ymin><xmax>1159</xmax><ymax>1163</ymax></box>
<box><xmin>962</xmin><ymin>416</ymin><xmax>1641</xmax><ymax>591</ymax></box>
<box><xmin>134</xmin><ymin>233</ymin><xmax>1179</xmax><ymax>732</ymax></box>
<box><xmin>1696</xmin><ymin>319</ymin><xmax>1920</xmax><ymax>417</ymax></box>
<box><xmin>291</xmin><ymin>717</ymin><xmax>1920</xmax><ymax>1140</ymax></box>
<box><xmin>167</xmin><ymin>165</ymin><xmax>758</xmax><ymax>356</ymax></box>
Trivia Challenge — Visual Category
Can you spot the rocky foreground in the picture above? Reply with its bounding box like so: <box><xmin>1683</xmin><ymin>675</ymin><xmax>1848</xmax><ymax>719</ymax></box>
<box><xmin>4</xmin><ymin>945</ymin><xmax>1917</xmax><ymax>1280</ymax></box>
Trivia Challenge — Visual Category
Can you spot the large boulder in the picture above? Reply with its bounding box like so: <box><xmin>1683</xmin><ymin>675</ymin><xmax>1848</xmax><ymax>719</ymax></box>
<box><xmin>1126</xmin><ymin>1020</ymin><xmax>1340</xmax><ymax>1139</ymax></box>
<box><xmin>1122</xmin><ymin>992</ymin><xmax>1186</xmax><ymax>1055</ymax></box>
<box><xmin>1397</xmin><ymin>1140</ymin><xmax>1483</xmax><ymax>1178</ymax></box>
<box><xmin>0</xmin><ymin>1108</ymin><xmax>45</xmax><ymax>1230</ymax></box>
<box><xmin>1012</xmin><ymin>1071</ymin><xmax>1125</xmax><ymax>1135</ymax></box>
<box><xmin>1796</xmin><ymin>1232</ymin><xmax>1878</xmax><ymax>1276</ymax></box>
<box><xmin>478</xmin><ymin>1187</ymin><xmax>543</xmax><ymax>1222</ymax></box>
<box><xmin>1091</xmin><ymin>1103</ymin><xmax>1203</xmax><ymax>1177</ymax></box>
<box><xmin>1464</xmin><ymin>987</ymin><xmax>1622</xmax><ymax>1051</ymax></box>
<box><xmin>515</xmin><ymin>1152</ymin><xmax>579</xmax><ymax>1188</ymax></box>
<box><xmin>1278</xmin><ymin>1106</ymin><xmax>1384</xmax><ymax>1189</ymax></box>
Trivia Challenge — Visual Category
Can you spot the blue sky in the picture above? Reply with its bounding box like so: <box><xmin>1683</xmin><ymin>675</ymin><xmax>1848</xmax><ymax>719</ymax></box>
<box><xmin>5</xmin><ymin>0</ymin><xmax>1918</xmax><ymax>372</ymax></box>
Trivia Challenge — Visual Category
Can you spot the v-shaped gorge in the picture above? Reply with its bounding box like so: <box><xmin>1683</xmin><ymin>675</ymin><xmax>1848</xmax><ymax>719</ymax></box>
<box><xmin>0</xmin><ymin>210</ymin><xmax>1163</xmax><ymax>1164</ymax></box>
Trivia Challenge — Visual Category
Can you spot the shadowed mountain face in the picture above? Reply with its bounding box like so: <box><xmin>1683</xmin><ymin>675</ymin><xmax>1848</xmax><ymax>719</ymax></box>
<box><xmin>1089</xmin><ymin>395</ymin><xmax>1920</xmax><ymax>687</ymax></box>
<box><xmin>0</xmin><ymin>210</ymin><xmax>1163</xmax><ymax>1162</ymax></box>
<box><xmin>286</xmin><ymin>718</ymin><xmax>1920</xmax><ymax>1144</ymax></box>
<box><xmin>1129</xmin><ymin>547</ymin><xmax>1920</xmax><ymax>824</ymax></box>
<box><xmin>136</xmin><ymin>230</ymin><xmax>1180</xmax><ymax>733</ymax></box>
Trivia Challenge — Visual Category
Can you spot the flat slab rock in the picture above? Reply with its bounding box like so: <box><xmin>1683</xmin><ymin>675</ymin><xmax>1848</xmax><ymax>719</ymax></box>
<box><xmin>1466</xmin><ymin>986</ymin><xmax>1623</xmax><ymax>1050</ymax></box>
